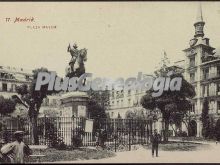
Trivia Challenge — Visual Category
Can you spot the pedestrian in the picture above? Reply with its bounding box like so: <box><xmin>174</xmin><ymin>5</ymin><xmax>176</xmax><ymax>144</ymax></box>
<box><xmin>150</xmin><ymin>129</ymin><xmax>160</xmax><ymax>157</ymax></box>
<box><xmin>95</xmin><ymin>130</ymin><xmax>100</xmax><ymax>148</ymax></box>
<box><xmin>1</xmin><ymin>131</ymin><xmax>32</xmax><ymax>164</ymax></box>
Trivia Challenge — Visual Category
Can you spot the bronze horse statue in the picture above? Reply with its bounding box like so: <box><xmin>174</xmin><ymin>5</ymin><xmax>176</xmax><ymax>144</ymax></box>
<box><xmin>65</xmin><ymin>43</ymin><xmax>87</xmax><ymax>78</ymax></box>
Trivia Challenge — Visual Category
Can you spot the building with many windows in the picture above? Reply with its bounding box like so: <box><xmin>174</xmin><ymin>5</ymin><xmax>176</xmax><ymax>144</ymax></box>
<box><xmin>182</xmin><ymin>4</ymin><xmax>220</xmax><ymax>137</ymax></box>
<box><xmin>0</xmin><ymin>65</ymin><xmax>61</xmax><ymax>117</ymax></box>
<box><xmin>0</xmin><ymin>65</ymin><xmax>32</xmax><ymax>96</ymax></box>
<box><xmin>0</xmin><ymin>65</ymin><xmax>32</xmax><ymax>117</ymax></box>
<box><xmin>106</xmin><ymin>4</ymin><xmax>220</xmax><ymax>138</ymax></box>
<box><xmin>106</xmin><ymin>73</ymin><xmax>153</xmax><ymax>119</ymax></box>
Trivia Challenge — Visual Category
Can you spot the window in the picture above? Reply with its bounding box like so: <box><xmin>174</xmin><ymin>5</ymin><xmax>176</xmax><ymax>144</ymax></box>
<box><xmin>111</xmin><ymin>112</ymin><xmax>114</xmax><ymax>117</ymax></box>
<box><xmin>210</xmin><ymin>100</ymin><xmax>215</xmax><ymax>112</ymax></box>
<box><xmin>217</xmin><ymin>66</ymin><xmax>220</xmax><ymax>77</ymax></box>
<box><xmin>128</xmin><ymin>98</ymin><xmax>131</xmax><ymax>106</ymax></box>
<box><xmin>121</xmin><ymin>90</ymin><xmax>124</xmax><ymax>97</ymax></box>
<box><xmin>217</xmin><ymin>101</ymin><xmax>220</xmax><ymax>111</ymax></box>
<box><xmin>203</xmin><ymin>68</ymin><xmax>209</xmax><ymax>80</ymax></box>
<box><xmin>189</xmin><ymin>56</ymin><xmax>195</xmax><ymax>67</ymax></box>
<box><xmin>116</xmin><ymin>91</ymin><xmax>120</xmax><ymax>98</ymax></box>
<box><xmin>117</xmin><ymin>100</ymin><xmax>119</xmax><ymax>106</ymax></box>
<box><xmin>121</xmin><ymin>100</ymin><xmax>123</xmax><ymax>107</ymax></box>
<box><xmin>52</xmin><ymin>99</ymin><xmax>57</xmax><ymax>105</ymax></box>
<box><xmin>45</xmin><ymin>98</ymin><xmax>49</xmax><ymax>106</ymax></box>
<box><xmin>190</xmin><ymin>103</ymin><xmax>195</xmax><ymax>113</ymax></box>
<box><xmin>112</xmin><ymin>92</ymin><xmax>114</xmax><ymax>98</ymax></box>
<box><xmin>202</xmin><ymin>85</ymin><xmax>208</xmax><ymax>97</ymax></box>
<box><xmin>190</xmin><ymin>73</ymin><xmax>195</xmax><ymax>82</ymax></box>
<box><xmin>2</xmin><ymin>83</ymin><xmax>7</xmax><ymax>91</ymax></box>
<box><xmin>25</xmin><ymin>75</ymin><xmax>30</xmax><ymax>81</ymax></box>
<box><xmin>10</xmin><ymin>84</ymin><xmax>14</xmax><ymax>92</ymax></box>
<box><xmin>128</xmin><ymin>90</ymin><xmax>131</xmax><ymax>95</ymax></box>
<box><xmin>217</xmin><ymin>83</ymin><xmax>220</xmax><ymax>95</ymax></box>
<box><xmin>209</xmin><ymin>83</ymin><xmax>215</xmax><ymax>96</ymax></box>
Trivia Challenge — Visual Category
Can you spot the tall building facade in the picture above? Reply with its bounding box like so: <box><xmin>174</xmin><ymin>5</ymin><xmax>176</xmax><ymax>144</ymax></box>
<box><xmin>106</xmin><ymin>73</ymin><xmax>156</xmax><ymax>119</ymax></box>
<box><xmin>0</xmin><ymin>65</ymin><xmax>32</xmax><ymax>96</ymax></box>
<box><xmin>0</xmin><ymin>65</ymin><xmax>60</xmax><ymax>118</ymax></box>
<box><xmin>107</xmin><ymin>86</ymin><xmax>147</xmax><ymax>119</ymax></box>
<box><xmin>183</xmin><ymin>4</ymin><xmax>220</xmax><ymax>137</ymax></box>
<box><xmin>0</xmin><ymin>65</ymin><xmax>32</xmax><ymax>117</ymax></box>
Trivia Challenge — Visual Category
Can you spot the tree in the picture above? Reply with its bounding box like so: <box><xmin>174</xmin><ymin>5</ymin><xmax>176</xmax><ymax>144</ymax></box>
<box><xmin>87</xmin><ymin>100</ymin><xmax>107</xmax><ymax>119</ymax></box>
<box><xmin>43</xmin><ymin>109</ymin><xmax>59</xmax><ymax>117</ymax></box>
<box><xmin>200</xmin><ymin>98</ymin><xmax>215</xmax><ymax>139</ymax></box>
<box><xmin>16</xmin><ymin>68</ymin><xmax>55</xmax><ymax>144</ymax></box>
<box><xmin>141</xmin><ymin>64</ymin><xmax>195</xmax><ymax>142</ymax></box>
<box><xmin>169</xmin><ymin>112</ymin><xmax>184</xmax><ymax>136</ymax></box>
<box><xmin>215</xmin><ymin>120</ymin><xmax>220</xmax><ymax>141</ymax></box>
<box><xmin>87</xmin><ymin>89</ymin><xmax>110</xmax><ymax>119</ymax></box>
<box><xmin>0</xmin><ymin>96</ymin><xmax>16</xmax><ymax>115</ymax></box>
<box><xmin>125</xmin><ymin>108</ymin><xmax>147</xmax><ymax>120</ymax></box>
<box><xmin>200</xmin><ymin>98</ymin><xmax>209</xmax><ymax>138</ymax></box>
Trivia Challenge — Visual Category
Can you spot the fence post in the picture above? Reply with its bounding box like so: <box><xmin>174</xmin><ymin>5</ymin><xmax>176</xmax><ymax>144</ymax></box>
<box><xmin>128</xmin><ymin>118</ymin><xmax>132</xmax><ymax>151</ymax></box>
<box><xmin>17</xmin><ymin>115</ymin><xmax>20</xmax><ymax>131</ymax></box>
<box><xmin>44</xmin><ymin>115</ymin><xmax>46</xmax><ymax>145</ymax></box>
<box><xmin>114</xmin><ymin>133</ymin><xmax>117</xmax><ymax>152</ymax></box>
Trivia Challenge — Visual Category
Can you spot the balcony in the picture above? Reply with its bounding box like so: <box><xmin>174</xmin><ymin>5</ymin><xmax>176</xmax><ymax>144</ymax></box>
<box><xmin>201</xmin><ymin>73</ymin><xmax>220</xmax><ymax>80</ymax></box>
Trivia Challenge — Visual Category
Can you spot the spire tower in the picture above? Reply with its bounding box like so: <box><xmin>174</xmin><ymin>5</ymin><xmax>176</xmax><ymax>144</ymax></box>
<box><xmin>194</xmin><ymin>2</ymin><xmax>205</xmax><ymax>38</ymax></box>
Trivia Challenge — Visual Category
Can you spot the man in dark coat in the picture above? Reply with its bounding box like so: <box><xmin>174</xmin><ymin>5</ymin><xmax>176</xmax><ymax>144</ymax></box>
<box><xmin>151</xmin><ymin>129</ymin><xmax>160</xmax><ymax>157</ymax></box>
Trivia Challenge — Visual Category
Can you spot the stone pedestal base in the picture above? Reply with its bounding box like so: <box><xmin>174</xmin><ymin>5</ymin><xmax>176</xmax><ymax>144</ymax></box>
<box><xmin>60</xmin><ymin>91</ymin><xmax>89</xmax><ymax>118</ymax></box>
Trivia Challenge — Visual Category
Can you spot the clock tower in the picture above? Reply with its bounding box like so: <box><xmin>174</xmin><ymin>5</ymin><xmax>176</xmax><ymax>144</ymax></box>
<box><xmin>183</xmin><ymin>3</ymin><xmax>216</xmax><ymax>137</ymax></box>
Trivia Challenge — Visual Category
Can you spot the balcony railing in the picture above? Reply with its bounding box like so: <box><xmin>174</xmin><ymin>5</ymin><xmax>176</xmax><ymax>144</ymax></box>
<box><xmin>201</xmin><ymin>73</ymin><xmax>220</xmax><ymax>80</ymax></box>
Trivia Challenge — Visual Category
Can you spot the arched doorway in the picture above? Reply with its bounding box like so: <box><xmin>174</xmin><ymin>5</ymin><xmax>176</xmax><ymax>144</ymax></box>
<box><xmin>215</xmin><ymin>119</ymin><xmax>220</xmax><ymax>141</ymax></box>
<box><xmin>188</xmin><ymin>120</ymin><xmax>197</xmax><ymax>137</ymax></box>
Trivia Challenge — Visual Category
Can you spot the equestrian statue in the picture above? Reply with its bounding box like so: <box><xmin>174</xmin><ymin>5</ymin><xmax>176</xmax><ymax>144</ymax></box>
<box><xmin>65</xmin><ymin>43</ymin><xmax>87</xmax><ymax>78</ymax></box>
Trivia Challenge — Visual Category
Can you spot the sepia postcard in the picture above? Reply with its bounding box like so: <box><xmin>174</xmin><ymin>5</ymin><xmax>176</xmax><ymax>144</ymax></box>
<box><xmin>1</xmin><ymin>1</ymin><xmax>220</xmax><ymax>164</ymax></box>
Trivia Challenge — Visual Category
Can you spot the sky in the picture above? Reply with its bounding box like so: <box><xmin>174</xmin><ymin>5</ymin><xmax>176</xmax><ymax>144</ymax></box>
<box><xmin>1</xmin><ymin>2</ymin><xmax>220</xmax><ymax>79</ymax></box>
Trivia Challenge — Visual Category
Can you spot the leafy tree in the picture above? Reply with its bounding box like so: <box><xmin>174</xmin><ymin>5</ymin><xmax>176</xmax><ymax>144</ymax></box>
<box><xmin>86</xmin><ymin>90</ymin><xmax>109</xmax><ymax>133</ymax></box>
<box><xmin>215</xmin><ymin>120</ymin><xmax>220</xmax><ymax>141</ymax></box>
<box><xmin>43</xmin><ymin>109</ymin><xmax>59</xmax><ymax>117</ymax></box>
<box><xmin>16</xmin><ymin>68</ymin><xmax>55</xmax><ymax>144</ymax></box>
<box><xmin>87</xmin><ymin>89</ymin><xmax>110</xmax><ymax>119</ymax></box>
<box><xmin>208</xmin><ymin>116</ymin><xmax>215</xmax><ymax>139</ymax></box>
<box><xmin>200</xmin><ymin>98</ymin><xmax>216</xmax><ymax>139</ymax></box>
<box><xmin>125</xmin><ymin>108</ymin><xmax>147</xmax><ymax>120</ymax></box>
<box><xmin>169</xmin><ymin>111</ymin><xmax>187</xmax><ymax>136</ymax></box>
<box><xmin>38</xmin><ymin>120</ymin><xmax>66</xmax><ymax>149</ymax></box>
<box><xmin>87</xmin><ymin>89</ymin><xmax>110</xmax><ymax>110</ymax></box>
<box><xmin>0</xmin><ymin>96</ymin><xmax>16</xmax><ymax>115</ymax></box>
<box><xmin>200</xmin><ymin>98</ymin><xmax>209</xmax><ymax>138</ymax></box>
<box><xmin>87</xmin><ymin>100</ymin><xmax>107</xmax><ymax>119</ymax></box>
<box><xmin>141</xmin><ymin>64</ymin><xmax>195</xmax><ymax>142</ymax></box>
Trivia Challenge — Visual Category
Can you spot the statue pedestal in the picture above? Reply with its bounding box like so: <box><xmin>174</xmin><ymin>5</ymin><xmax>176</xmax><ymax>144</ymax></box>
<box><xmin>60</xmin><ymin>91</ymin><xmax>89</xmax><ymax>118</ymax></box>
